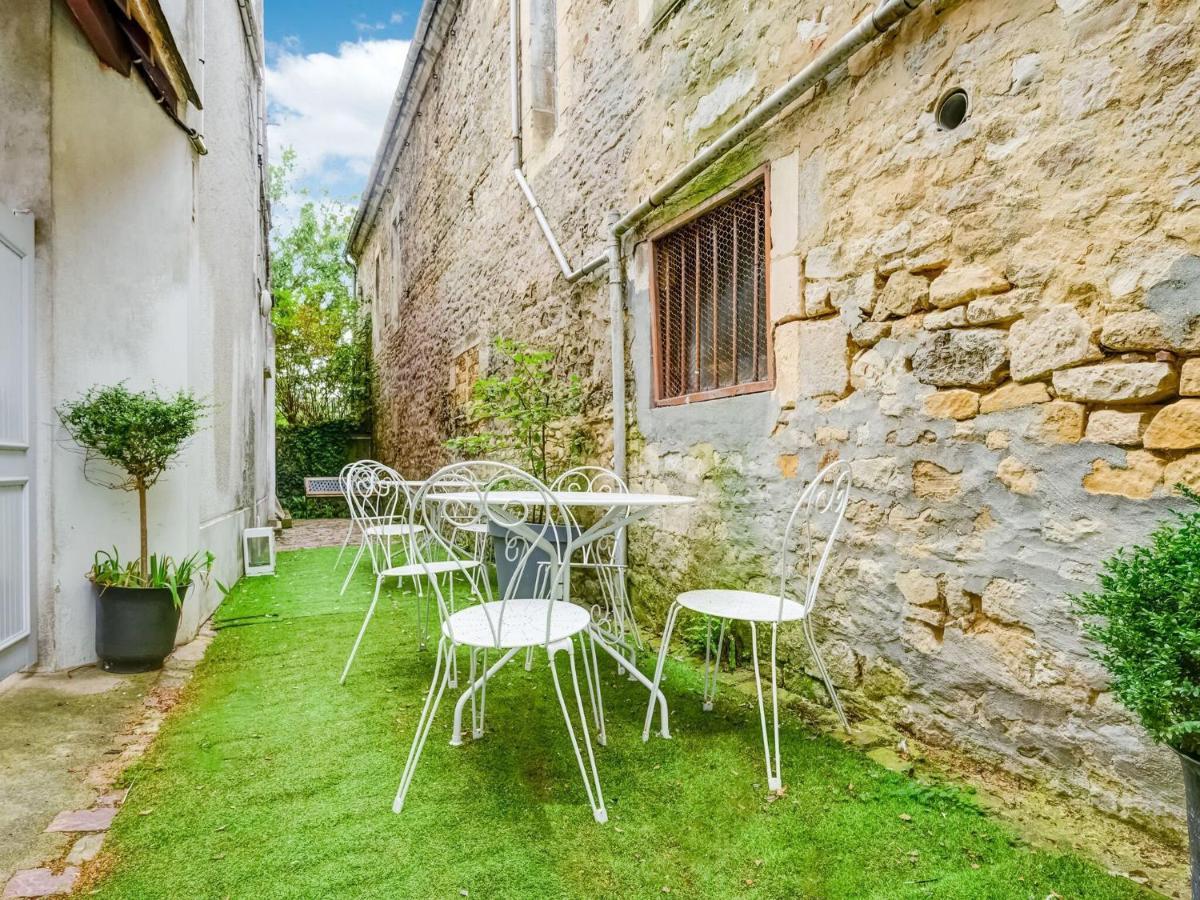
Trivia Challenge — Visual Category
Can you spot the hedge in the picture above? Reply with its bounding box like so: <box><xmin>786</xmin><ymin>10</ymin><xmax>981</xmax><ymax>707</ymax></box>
<box><xmin>276</xmin><ymin>420</ymin><xmax>365</xmax><ymax>519</ymax></box>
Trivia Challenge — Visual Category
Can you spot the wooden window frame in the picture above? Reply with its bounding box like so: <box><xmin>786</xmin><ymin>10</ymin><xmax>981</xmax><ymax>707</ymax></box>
<box><xmin>647</xmin><ymin>167</ymin><xmax>774</xmax><ymax>407</ymax></box>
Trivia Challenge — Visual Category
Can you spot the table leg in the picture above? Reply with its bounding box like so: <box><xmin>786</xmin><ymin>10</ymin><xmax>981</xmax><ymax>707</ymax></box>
<box><xmin>449</xmin><ymin>647</ymin><xmax>521</xmax><ymax>746</ymax></box>
<box><xmin>590</xmin><ymin>628</ymin><xmax>671</xmax><ymax>740</ymax></box>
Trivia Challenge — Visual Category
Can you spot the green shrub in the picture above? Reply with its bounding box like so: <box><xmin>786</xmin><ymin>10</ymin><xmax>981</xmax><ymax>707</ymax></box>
<box><xmin>276</xmin><ymin>420</ymin><xmax>363</xmax><ymax>519</ymax></box>
<box><xmin>1072</xmin><ymin>487</ymin><xmax>1200</xmax><ymax>756</ymax></box>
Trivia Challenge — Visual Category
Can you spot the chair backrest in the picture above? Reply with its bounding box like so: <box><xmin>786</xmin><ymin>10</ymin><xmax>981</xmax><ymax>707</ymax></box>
<box><xmin>776</xmin><ymin>460</ymin><xmax>852</xmax><ymax>622</ymax></box>
<box><xmin>551</xmin><ymin>466</ymin><xmax>629</xmax><ymax>566</ymax></box>
<box><xmin>339</xmin><ymin>459</ymin><xmax>365</xmax><ymax>510</ymax></box>
<box><xmin>416</xmin><ymin>462</ymin><xmax>571</xmax><ymax>648</ymax></box>
<box><xmin>347</xmin><ymin>462</ymin><xmax>420</xmax><ymax>574</ymax></box>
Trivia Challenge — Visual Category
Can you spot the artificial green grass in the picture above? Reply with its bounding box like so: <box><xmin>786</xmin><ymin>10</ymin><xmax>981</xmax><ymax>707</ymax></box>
<box><xmin>89</xmin><ymin>548</ymin><xmax>1146</xmax><ymax>899</ymax></box>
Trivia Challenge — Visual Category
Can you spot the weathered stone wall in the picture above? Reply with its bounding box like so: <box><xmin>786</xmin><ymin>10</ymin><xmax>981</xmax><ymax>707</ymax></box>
<box><xmin>360</xmin><ymin>0</ymin><xmax>1200</xmax><ymax>834</ymax></box>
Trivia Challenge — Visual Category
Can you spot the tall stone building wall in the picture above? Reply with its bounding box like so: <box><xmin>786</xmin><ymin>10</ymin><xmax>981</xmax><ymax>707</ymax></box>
<box><xmin>355</xmin><ymin>0</ymin><xmax>1200</xmax><ymax>834</ymax></box>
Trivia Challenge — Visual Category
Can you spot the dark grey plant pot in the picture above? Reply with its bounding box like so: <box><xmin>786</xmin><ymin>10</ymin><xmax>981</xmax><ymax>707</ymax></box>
<box><xmin>94</xmin><ymin>583</ymin><xmax>185</xmax><ymax>673</ymax></box>
<box><xmin>488</xmin><ymin>520</ymin><xmax>578</xmax><ymax>600</ymax></box>
<box><xmin>1177</xmin><ymin>748</ymin><xmax>1200</xmax><ymax>900</ymax></box>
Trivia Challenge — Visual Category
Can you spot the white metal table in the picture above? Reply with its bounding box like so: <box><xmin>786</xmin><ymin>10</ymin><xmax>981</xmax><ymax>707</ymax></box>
<box><xmin>425</xmin><ymin>489</ymin><xmax>696</xmax><ymax>746</ymax></box>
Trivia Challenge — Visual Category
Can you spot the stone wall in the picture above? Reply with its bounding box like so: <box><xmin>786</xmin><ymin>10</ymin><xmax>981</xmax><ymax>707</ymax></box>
<box><xmin>358</xmin><ymin>0</ymin><xmax>1200</xmax><ymax>834</ymax></box>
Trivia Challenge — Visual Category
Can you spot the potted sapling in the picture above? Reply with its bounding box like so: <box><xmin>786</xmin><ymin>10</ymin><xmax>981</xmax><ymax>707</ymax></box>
<box><xmin>445</xmin><ymin>338</ymin><xmax>589</xmax><ymax>597</ymax></box>
<box><xmin>57</xmin><ymin>384</ymin><xmax>216</xmax><ymax>671</ymax></box>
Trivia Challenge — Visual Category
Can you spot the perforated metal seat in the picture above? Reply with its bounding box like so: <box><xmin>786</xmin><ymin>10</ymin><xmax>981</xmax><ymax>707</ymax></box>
<box><xmin>381</xmin><ymin>559</ymin><xmax>481</xmax><ymax>579</ymax></box>
<box><xmin>676</xmin><ymin>589</ymin><xmax>807</xmax><ymax>623</ymax></box>
<box><xmin>442</xmin><ymin>598</ymin><xmax>591</xmax><ymax>649</ymax></box>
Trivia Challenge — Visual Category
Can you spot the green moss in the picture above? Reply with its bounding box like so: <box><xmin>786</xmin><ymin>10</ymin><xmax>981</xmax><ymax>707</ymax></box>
<box><xmin>641</xmin><ymin>139</ymin><xmax>765</xmax><ymax>235</ymax></box>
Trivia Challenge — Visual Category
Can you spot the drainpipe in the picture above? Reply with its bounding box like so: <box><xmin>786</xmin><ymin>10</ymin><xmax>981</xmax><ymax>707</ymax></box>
<box><xmin>509</xmin><ymin>0</ymin><xmax>522</xmax><ymax>170</ymax></box>
<box><xmin>606</xmin><ymin>213</ymin><xmax>626</xmax><ymax>482</ymax></box>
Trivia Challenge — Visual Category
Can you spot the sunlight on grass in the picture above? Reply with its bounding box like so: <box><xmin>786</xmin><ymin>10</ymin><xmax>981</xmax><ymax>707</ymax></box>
<box><xmin>89</xmin><ymin>548</ymin><xmax>1145</xmax><ymax>899</ymax></box>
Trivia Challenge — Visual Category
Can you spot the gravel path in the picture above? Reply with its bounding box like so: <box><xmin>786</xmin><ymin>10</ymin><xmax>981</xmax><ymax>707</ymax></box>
<box><xmin>277</xmin><ymin>519</ymin><xmax>351</xmax><ymax>551</ymax></box>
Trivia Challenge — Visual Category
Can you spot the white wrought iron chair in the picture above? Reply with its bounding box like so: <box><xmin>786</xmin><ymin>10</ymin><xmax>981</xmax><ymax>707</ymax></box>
<box><xmin>333</xmin><ymin>460</ymin><xmax>362</xmax><ymax>569</ymax></box>
<box><xmin>551</xmin><ymin>466</ymin><xmax>641</xmax><ymax>669</ymax></box>
<box><xmin>393</xmin><ymin>462</ymin><xmax>609</xmax><ymax>823</ymax></box>
<box><xmin>339</xmin><ymin>465</ymin><xmax>484</xmax><ymax>684</ymax></box>
<box><xmin>642</xmin><ymin>460</ymin><xmax>852</xmax><ymax>792</ymax></box>
<box><xmin>339</xmin><ymin>461</ymin><xmax>424</xmax><ymax>597</ymax></box>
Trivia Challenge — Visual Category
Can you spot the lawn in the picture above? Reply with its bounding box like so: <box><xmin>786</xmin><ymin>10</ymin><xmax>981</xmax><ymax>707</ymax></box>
<box><xmin>87</xmin><ymin>547</ymin><xmax>1146</xmax><ymax>899</ymax></box>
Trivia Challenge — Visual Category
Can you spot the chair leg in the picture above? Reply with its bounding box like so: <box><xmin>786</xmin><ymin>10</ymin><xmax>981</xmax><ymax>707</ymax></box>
<box><xmin>340</xmin><ymin>576</ymin><xmax>383</xmax><ymax>685</ymax></box>
<box><xmin>394</xmin><ymin>638</ymin><xmax>452</xmax><ymax>814</ymax></box>
<box><xmin>474</xmin><ymin>648</ymin><xmax>489</xmax><ymax>739</ymax></box>
<box><xmin>450</xmin><ymin>647</ymin><xmax>521</xmax><ymax>746</ymax></box>
<box><xmin>548</xmin><ymin>639</ymin><xmax>607</xmax><ymax>823</ymax></box>
<box><xmin>334</xmin><ymin>519</ymin><xmax>356</xmax><ymax>568</ymax></box>
<box><xmin>340</xmin><ymin>537</ymin><xmax>367</xmax><ymax>596</ymax></box>
<box><xmin>749</xmin><ymin>621</ymin><xmax>782</xmax><ymax>792</ymax></box>
<box><xmin>524</xmin><ymin>646</ymin><xmax>535</xmax><ymax>671</ymax></box>
<box><xmin>702</xmin><ymin>617</ymin><xmax>727</xmax><ymax>712</ymax></box>
<box><xmin>642</xmin><ymin>601</ymin><xmax>682</xmax><ymax>742</ymax></box>
<box><xmin>802</xmin><ymin>617</ymin><xmax>851</xmax><ymax>732</ymax></box>
<box><xmin>579</xmin><ymin>633</ymin><xmax>607</xmax><ymax>746</ymax></box>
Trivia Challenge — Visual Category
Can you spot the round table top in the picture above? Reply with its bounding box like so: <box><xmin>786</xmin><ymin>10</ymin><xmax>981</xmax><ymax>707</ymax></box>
<box><xmin>425</xmin><ymin>490</ymin><xmax>696</xmax><ymax>508</ymax></box>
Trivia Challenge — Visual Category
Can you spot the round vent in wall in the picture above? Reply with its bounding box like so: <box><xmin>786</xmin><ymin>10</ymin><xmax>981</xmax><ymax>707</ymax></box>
<box><xmin>935</xmin><ymin>88</ymin><xmax>970</xmax><ymax>130</ymax></box>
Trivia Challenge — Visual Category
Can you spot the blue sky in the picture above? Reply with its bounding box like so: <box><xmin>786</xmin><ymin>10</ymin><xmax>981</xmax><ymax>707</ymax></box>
<box><xmin>265</xmin><ymin>2</ymin><xmax>422</xmax><ymax>210</ymax></box>
<box><xmin>265</xmin><ymin>1</ymin><xmax>422</xmax><ymax>53</ymax></box>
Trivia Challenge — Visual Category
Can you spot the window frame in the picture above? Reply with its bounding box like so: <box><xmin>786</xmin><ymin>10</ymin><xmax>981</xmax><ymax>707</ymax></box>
<box><xmin>647</xmin><ymin>166</ymin><xmax>774</xmax><ymax>408</ymax></box>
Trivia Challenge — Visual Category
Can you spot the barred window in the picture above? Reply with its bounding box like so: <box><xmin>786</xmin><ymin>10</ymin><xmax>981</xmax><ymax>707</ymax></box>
<box><xmin>650</xmin><ymin>175</ymin><xmax>771</xmax><ymax>405</ymax></box>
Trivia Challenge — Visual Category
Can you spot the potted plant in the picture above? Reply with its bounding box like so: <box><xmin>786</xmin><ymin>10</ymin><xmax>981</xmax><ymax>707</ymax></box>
<box><xmin>57</xmin><ymin>384</ymin><xmax>214</xmax><ymax>671</ymax></box>
<box><xmin>445</xmin><ymin>338</ymin><xmax>590</xmax><ymax>596</ymax></box>
<box><xmin>1072</xmin><ymin>486</ymin><xmax>1200</xmax><ymax>899</ymax></box>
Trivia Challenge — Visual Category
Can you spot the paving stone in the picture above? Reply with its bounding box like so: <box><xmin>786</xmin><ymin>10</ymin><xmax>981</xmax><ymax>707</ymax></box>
<box><xmin>2</xmin><ymin>868</ymin><xmax>79</xmax><ymax>899</ymax></box>
<box><xmin>65</xmin><ymin>833</ymin><xmax>105</xmax><ymax>866</ymax></box>
<box><xmin>95</xmin><ymin>788</ymin><xmax>128</xmax><ymax>808</ymax></box>
<box><xmin>45</xmin><ymin>807</ymin><xmax>115</xmax><ymax>833</ymax></box>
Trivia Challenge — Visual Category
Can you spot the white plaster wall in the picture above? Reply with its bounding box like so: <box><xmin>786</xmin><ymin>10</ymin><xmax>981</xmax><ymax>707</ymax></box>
<box><xmin>0</xmin><ymin>2</ymin><xmax>273</xmax><ymax>672</ymax></box>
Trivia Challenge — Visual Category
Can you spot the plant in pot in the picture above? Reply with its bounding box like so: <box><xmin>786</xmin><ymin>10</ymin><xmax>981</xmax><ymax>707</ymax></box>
<box><xmin>1071</xmin><ymin>486</ymin><xmax>1200</xmax><ymax>899</ymax></box>
<box><xmin>445</xmin><ymin>338</ymin><xmax>591</xmax><ymax>596</ymax></box>
<box><xmin>57</xmin><ymin>384</ymin><xmax>214</xmax><ymax>672</ymax></box>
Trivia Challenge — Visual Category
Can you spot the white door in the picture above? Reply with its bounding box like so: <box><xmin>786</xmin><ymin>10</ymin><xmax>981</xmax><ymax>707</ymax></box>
<box><xmin>0</xmin><ymin>210</ymin><xmax>35</xmax><ymax>678</ymax></box>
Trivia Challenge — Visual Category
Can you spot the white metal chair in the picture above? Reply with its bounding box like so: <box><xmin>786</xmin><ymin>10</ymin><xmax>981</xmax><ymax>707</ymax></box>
<box><xmin>339</xmin><ymin>461</ymin><xmax>424</xmax><ymax>597</ymax></box>
<box><xmin>393</xmin><ymin>462</ymin><xmax>609</xmax><ymax>823</ymax></box>
<box><xmin>339</xmin><ymin>465</ymin><xmax>483</xmax><ymax>684</ymax></box>
<box><xmin>642</xmin><ymin>460</ymin><xmax>853</xmax><ymax>792</ymax></box>
<box><xmin>333</xmin><ymin>460</ymin><xmax>362</xmax><ymax>569</ymax></box>
<box><xmin>551</xmin><ymin>466</ymin><xmax>641</xmax><ymax>691</ymax></box>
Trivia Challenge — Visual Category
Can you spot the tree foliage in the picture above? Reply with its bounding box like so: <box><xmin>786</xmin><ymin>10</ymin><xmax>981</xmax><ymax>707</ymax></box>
<box><xmin>445</xmin><ymin>338</ymin><xmax>589</xmax><ymax>481</ymax></box>
<box><xmin>1072</xmin><ymin>487</ymin><xmax>1200</xmax><ymax>756</ymax></box>
<box><xmin>57</xmin><ymin>384</ymin><xmax>206</xmax><ymax>490</ymax></box>
<box><xmin>269</xmin><ymin>148</ymin><xmax>372</xmax><ymax>428</ymax></box>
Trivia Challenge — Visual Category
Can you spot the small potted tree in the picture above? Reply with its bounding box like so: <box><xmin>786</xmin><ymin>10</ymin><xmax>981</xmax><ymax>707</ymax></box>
<box><xmin>58</xmin><ymin>384</ymin><xmax>214</xmax><ymax>671</ymax></box>
<box><xmin>445</xmin><ymin>338</ymin><xmax>590</xmax><ymax>595</ymax></box>
<box><xmin>1072</xmin><ymin>486</ymin><xmax>1200</xmax><ymax>899</ymax></box>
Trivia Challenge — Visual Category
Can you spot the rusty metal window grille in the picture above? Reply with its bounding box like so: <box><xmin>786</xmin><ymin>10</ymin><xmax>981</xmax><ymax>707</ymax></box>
<box><xmin>651</xmin><ymin>177</ymin><xmax>771</xmax><ymax>404</ymax></box>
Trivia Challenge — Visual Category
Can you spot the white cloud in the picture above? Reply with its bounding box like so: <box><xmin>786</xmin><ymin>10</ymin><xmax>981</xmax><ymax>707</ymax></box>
<box><xmin>266</xmin><ymin>39</ymin><xmax>410</xmax><ymax>194</ymax></box>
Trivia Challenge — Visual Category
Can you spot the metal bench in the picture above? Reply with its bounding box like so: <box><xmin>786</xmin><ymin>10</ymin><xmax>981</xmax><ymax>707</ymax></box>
<box><xmin>303</xmin><ymin>476</ymin><xmax>347</xmax><ymax>498</ymax></box>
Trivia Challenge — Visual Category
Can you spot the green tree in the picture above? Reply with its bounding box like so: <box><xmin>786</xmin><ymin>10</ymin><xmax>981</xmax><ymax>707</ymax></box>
<box><xmin>445</xmin><ymin>338</ymin><xmax>589</xmax><ymax>481</ymax></box>
<box><xmin>269</xmin><ymin>148</ymin><xmax>372</xmax><ymax>428</ymax></box>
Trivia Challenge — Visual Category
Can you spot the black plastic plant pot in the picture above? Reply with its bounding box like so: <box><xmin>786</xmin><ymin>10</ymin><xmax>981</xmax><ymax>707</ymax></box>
<box><xmin>94</xmin><ymin>583</ymin><xmax>186</xmax><ymax>673</ymax></box>
<box><xmin>1177</xmin><ymin>748</ymin><xmax>1200</xmax><ymax>900</ymax></box>
<box><xmin>488</xmin><ymin>520</ymin><xmax>579</xmax><ymax>600</ymax></box>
